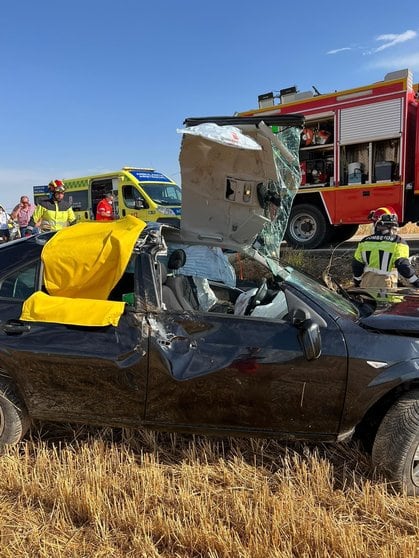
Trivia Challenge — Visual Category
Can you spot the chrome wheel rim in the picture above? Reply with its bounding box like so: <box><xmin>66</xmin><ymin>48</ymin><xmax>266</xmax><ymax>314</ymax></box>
<box><xmin>289</xmin><ymin>214</ymin><xmax>317</xmax><ymax>242</ymax></box>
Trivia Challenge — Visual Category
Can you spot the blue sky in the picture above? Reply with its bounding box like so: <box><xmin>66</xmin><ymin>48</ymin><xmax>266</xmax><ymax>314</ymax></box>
<box><xmin>1</xmin><ymin>0</ymin><xmax>419</xmax><ymax>211</ymax></box>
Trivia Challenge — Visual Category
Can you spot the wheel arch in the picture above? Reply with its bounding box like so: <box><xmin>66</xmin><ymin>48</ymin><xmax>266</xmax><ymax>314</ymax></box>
<box><xmin>354</xmin><ymin>380</ymin><xmax>419</xmax><ymax>452</ymax></box>
<box><xmin>292</xmin><ymin>192</ymin><xmax>330</xmax><ymax>221</ymax></box>
<box><xmin>0</xmin><ymin>368</ymin><xmax>27</xmax><ymax>405</ymax></box>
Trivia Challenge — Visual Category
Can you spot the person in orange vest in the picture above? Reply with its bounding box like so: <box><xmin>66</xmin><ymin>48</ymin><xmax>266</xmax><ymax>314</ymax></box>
<box><xmin>96</xmin><ymin>192</ymin><xmax>115</xmax><ymax>221</ymax></box>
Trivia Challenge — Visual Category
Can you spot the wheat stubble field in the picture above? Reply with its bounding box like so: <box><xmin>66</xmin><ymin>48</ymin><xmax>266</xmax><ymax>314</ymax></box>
<box><xmin>1</xmin><ymin>228</ymin><xmax>419</xmax><ymax>558</ymax></box>
<box><xmin>0</xmin><ymin>425</ymin><xmax>418</xmax><ymax>558</ymax></box>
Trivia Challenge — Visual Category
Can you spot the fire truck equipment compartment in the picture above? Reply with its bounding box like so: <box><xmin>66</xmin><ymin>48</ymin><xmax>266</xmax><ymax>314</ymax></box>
<box><xmin>375</xmin><ymin>161</ymin><xmax>394</xmax><ymax>182</ymax></box>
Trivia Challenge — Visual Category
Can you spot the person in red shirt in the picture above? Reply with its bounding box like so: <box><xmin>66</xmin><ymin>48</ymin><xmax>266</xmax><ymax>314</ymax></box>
<box><xmin>96</xmin><ymin>193</ymin><xmax>114</xmax><ymax>221</ymax></box>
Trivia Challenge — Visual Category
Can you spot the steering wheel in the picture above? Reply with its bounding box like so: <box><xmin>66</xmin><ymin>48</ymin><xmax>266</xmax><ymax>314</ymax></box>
<box><xmin>245</xmin><ymin>278</ymin><xmax>269</xmax><ymax>315</ymax></box>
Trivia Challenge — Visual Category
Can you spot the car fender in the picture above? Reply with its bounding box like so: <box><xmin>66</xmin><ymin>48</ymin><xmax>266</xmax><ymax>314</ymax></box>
<box><xmin>368</xmin><ymin>359</ymin><xmax>419</xmax><ymax>387</ymax></box>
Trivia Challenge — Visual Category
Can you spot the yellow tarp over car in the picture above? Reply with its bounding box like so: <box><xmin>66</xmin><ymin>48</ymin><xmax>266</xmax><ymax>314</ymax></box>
<box><xmin>42</xmin><ymin>216</ymin><xmax>145</xmax><ymax>299</ymax></box>
<box><xmin>20</xmin><ymin>292</ymin><xmax>126</xmax><ymax>327</ymax></box>
<box><xmin>20</xmin><ymin>216</ymin><xmax>146</xmax><ymax>327</ymax></box>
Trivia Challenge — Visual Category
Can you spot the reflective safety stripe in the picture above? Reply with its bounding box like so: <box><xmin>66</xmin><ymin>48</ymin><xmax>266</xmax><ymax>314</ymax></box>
<box><xmin>361</xmin><ymin>250</ymin><xmax>369</xmax><ymax>265</ymax></box>
<box><xmin>41</xmin><ymin>219</ymin><xmax>71</xmax><ymax>230</ymax></box>
<box><xmin>360</xmin><ymin>243</ymin><xmax>400</xmax><ymax>273</ymax></box>
<box><xmin>34</xmin><ymin>201</ymin><xmax>75</xmax><ymax>231</ymax></box>
<box><xmin>380</xmin><ymin>250</ymin><xmax>391</xmax><ymax>273</ymax></box>
<box><xmin>363</xmin><ymin>266</ymin><xmax>393</xmax><ymax>276</ymax></box>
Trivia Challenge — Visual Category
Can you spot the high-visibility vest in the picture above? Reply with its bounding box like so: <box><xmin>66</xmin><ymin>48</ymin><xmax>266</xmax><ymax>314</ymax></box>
<box><xmin>354</xmin><ymin>234</ymin><xmax>409</xmax><ymax>275</ymax></box>
<box><xmin>33</xmin><ymin>199</ymin><xmax>76</xmax><ymax>231</ymax></box>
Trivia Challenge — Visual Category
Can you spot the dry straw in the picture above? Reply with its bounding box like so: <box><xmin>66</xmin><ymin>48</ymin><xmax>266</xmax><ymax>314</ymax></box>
<box><xmin>0</xmin><ymin>425</ymin><xmax>417</xmax><ymax>557</ymax></box>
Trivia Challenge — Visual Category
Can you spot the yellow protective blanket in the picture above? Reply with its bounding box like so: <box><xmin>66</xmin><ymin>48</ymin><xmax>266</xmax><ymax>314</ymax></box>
<box><xmin>42</xmin><ymin>216</ymin><xmax>145</xmax><ymax>300</ymax></box>
<box><xmin>21</xmin><ymin>292</ymin><xmax>126</xmax><ymax>327</ymax></box>
<box><xmin>20</xmin><ymin>216</ymin><xmax>146</xmax><ymax>327</ymax></box>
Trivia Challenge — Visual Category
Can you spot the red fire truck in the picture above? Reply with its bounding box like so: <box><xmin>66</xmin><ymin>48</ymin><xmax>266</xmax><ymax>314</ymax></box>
<box><xmin>239</xmin><ymin>69</ymin><xmax>419</xmax><ymax>248</ymax></box>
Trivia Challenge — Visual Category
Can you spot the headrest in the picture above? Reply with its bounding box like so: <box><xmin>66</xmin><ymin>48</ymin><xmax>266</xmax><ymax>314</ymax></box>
<box><xmin>167</xmin><ymin>249</ymin><xmax>186</xmax><ymax>270</ymax></box>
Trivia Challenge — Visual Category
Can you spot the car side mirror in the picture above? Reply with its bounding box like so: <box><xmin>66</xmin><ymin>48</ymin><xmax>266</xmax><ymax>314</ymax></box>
<box><xmin>134</xmin><ymin>199</ymin><xmax>145</xmax><ymax>209</ymax></box>
<box><xmin>291</xmin><ymin>308</ymin><xmax>321</xmax><ymax>360</ymax></box>
<box><xmin>298</xmin><ymin>319</ymin><xmax>322</xmax><ymax>361</ymax></box>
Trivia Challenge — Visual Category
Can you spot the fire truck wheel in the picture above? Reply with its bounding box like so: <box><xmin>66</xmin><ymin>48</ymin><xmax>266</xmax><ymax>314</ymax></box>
<box><xmin>284</xmin><ymin>204</ymin><xmax>333</xmax><ymax>249</ymax></box>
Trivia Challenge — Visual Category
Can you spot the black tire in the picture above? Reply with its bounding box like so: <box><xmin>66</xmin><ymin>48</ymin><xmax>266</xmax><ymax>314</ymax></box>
<box><xmin>0</xmin><ymin>379</ymin><xmax>30</xmax><ymax>446</ymax></box>
<box><xmin>284</xmin><ymin>204</ymin><xmax>333</xmax><ymax>249</ymax></box>
<box><xmin>329</xmin><ymin>224</ymin><xmax>359</xmax><ymax>244</ymax></box>
<box><xmin>372</xmin><ymin>389</ymin><xmax>419</xmax><ymax>495</ymax></box>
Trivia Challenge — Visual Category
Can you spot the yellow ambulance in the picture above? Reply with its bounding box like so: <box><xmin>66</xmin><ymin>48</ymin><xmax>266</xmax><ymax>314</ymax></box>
<box><xmin>33</xmin><ymin>167</ymin><xmax>181</xmax><ymax>226</ymax></box>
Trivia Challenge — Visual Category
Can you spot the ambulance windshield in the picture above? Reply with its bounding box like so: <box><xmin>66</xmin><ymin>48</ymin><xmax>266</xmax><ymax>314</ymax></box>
<box><xmin>141</xmin><ymin>183</ymin><xmax>182</xmax><ymax>206</ymax></box>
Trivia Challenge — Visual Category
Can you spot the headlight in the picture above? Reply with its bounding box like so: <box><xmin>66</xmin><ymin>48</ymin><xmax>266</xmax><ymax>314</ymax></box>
<box><xmin>156</xmin><ymin>205</ymin><xmax>176</xmax><ymax>216</ymax></box>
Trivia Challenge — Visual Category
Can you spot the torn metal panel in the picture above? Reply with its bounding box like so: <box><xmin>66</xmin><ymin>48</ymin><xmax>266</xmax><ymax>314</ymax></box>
<box><xmin>178</xmin><ymin>116</ymin><xmax>303</xmax><ymax>264</ymax></box>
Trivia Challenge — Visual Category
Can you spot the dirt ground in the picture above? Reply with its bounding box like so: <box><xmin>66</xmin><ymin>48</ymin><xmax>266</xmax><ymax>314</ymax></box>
<box><xmin>231</xmin><ymin>245</ymin><xmax>355</xmax><ymax>290</ymax></box>
<box><xmin>281</xmin><ymin>246</ymin><xmax>355</xmax><ymax>287</ymax></box>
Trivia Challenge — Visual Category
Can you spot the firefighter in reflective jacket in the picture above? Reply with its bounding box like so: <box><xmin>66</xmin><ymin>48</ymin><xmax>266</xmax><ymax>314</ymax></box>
<box><xmin>352</xmin><ymin>206</ymin><xmax>419</xmax><ymax>290</ymax></box>
<box><xmin>29</xmin><ymin>180</ymin><xmax>76</xmax><ymax>232</ymax></box>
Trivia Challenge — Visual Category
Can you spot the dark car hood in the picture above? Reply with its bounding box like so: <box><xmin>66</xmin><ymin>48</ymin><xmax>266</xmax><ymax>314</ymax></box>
<box><xmin>359</xmin><ymin>294</ymin><xmax>419</xmax><ymax>335</ymax></box>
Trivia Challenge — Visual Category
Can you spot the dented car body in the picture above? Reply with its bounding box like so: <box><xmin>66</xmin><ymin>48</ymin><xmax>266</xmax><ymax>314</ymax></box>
<box><xmin>0</xmin><ymin>116</ymin><xmax>419</xmax><ymax>495</ymax></box>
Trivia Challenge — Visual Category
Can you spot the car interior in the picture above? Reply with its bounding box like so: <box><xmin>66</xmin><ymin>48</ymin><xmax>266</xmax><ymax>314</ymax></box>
<box><xmin>0</xmin><ymin>239</ymin><xmax>291</xmax><ymax>323</ymax></box>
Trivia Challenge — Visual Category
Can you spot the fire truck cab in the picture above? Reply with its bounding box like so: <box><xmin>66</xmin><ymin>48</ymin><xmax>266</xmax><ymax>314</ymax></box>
<box><xmin>240</xmin><ymin>69</ymin><xmax>419</xmax><ymax>248</ymax></box>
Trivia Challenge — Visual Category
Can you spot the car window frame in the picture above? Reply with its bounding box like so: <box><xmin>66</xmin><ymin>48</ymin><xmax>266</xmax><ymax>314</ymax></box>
<box><xmin>0</xmin><ymin>257</ymin><xmax>42</xmax><ymax>301</ymax></box>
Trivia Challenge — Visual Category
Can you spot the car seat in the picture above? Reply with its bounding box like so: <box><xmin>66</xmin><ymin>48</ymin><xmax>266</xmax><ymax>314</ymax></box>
<box><xmin>159</xmin><ymin>262</ymin><xmax>183</xmax><ymax>311</ymax></box>
<box><xmin>165</xmin><ymin>249</ymin><xmax>199</xmax><ymax>311</ymax></box>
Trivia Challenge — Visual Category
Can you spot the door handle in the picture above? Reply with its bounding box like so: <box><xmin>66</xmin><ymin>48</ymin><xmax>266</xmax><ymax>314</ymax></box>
<box><xmin>2</xmin><ymin>320</ymin><xmax>31</xmax><ymax>335</ymax></box>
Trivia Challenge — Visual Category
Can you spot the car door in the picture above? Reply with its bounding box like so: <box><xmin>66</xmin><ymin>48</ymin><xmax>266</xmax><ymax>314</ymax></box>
<box><xmin>144</xmin><ymin>294</ymin><xmax>348</xmax><ymax>438</ymax></box>
<box><xmin>0</xmin><ymin>314</ymin><xmax>148</xmax><ymax>427</ymax></box>
<box><xmin>0</xmin><ymin>260</ymin><xmax>149</xmax><ymax>427</ymax></box>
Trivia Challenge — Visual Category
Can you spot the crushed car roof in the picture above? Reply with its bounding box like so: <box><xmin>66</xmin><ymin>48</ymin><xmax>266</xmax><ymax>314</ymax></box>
<box><xmin>178</xmin><ymin>114</ymin><xmax>304</xmax><ymax>264</ymax></box>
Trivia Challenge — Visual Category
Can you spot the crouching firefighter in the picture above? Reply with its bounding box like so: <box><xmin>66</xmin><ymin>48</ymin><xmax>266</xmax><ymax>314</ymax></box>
<box><xmin>352</xmin><ymin>206</ymin><xmax>419</xmax><ymax>293</ymax></box>
<box><xmin>28</xmin><ymin>180</ymin><xmax>76</xmax><ymax>233</ymax></box>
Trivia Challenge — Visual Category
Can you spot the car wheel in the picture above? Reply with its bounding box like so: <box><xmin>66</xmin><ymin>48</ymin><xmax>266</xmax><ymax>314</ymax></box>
<box><xmin>0</xmin><ymin>379</ymin><xmax>30</xmax><ymax>446</ymax></box>
<box><xmin>284</xmin><ymin>204</ymin><xmax>333</xmax><ymax>249</ymax></box>
<box><xmin>372</xmin><ymin>389</ymin><xmax>419</xmax><ymax>495</ymax></box>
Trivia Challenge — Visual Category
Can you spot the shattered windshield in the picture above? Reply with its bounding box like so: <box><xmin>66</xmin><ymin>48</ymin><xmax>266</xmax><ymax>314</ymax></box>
<box><xmin>253</xmin><ymin>123</ymin><xmax>302</xmax><ymax>275</ymax></box>
<box><xmin>279</xmin><ymin>265</ymin><xmax>359</xmax><ymax>318</ymax></box>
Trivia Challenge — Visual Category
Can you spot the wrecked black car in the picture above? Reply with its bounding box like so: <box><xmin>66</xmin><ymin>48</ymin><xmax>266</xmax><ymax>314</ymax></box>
<box><xmin>0</xmin><ymin>116</ymin><xmax>418</xmax><ymax>495</ymax></box>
